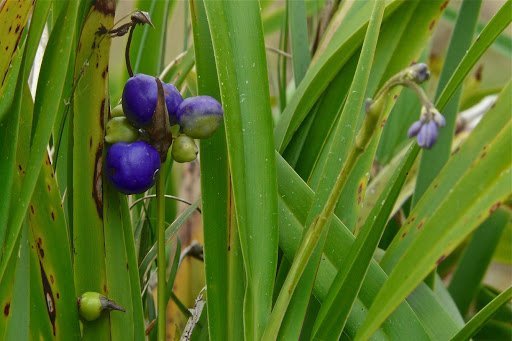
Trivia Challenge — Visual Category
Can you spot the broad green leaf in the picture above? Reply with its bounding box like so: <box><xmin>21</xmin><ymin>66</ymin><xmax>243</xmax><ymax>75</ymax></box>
<box><xmin>27</xmin><ymin>153</ymin><xmax>80</xmax><ymax>340</ymax></box>
<box><xmin>190</xmin><ymin>0</ymin><xmax>245</xmax><ymax>339</ymax></box>
<box><xmin>203</xmin><ymin>1</ymin><xmax>279</xmax><ymax>338</ymax></box>
<box><xmin>0</xmin><ymin>0</ymin><xmax>32</xmax><ymax>95</ymax></box>
<box><xmin>72</xmin><ymin>2</ymin><xmax>115</xmax><ymax>339</ymax></box>
<box><xmin>448</xmin><ymin>208</ymin><xmax>510</xmax><ymax>316</ymax></box>
<box><xmin>357</xmin><ymin>83</ymin><xmax>512</xmax><ymax>340</ymax></box>
<box><xmin>452</xmin><ymin>286</ymin><xmax>512</xmax><ymax>341</ymax></box>
<box><xmin>414</xmin><ymin>0</ymin><xmax>482</xmax><ymax>204</ymax></box>
<box><xmin>0</xmin><ymin>0</ymin><xmax>79</xmax><ymax>284</ymax></box>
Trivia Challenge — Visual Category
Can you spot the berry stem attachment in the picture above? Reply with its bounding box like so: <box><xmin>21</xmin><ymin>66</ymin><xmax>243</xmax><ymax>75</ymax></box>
<box><xmin>156</xmin><ymin>172</ymin><xmax>166</xmax><ymax>341</ymax></box>
<box><xmin>125</xmin><ymin>25</ymin><xmax>135</xmax><ymax>77</ymax></box>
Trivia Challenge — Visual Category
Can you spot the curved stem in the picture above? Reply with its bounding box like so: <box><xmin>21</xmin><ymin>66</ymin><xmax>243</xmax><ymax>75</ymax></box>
<box><xmin>156</xmin><ymin>173</ymin><xmax>166</xmax><ymax>341</ymax></box>
<box><xmin>129</xmin><ymin>194</ymin><xmax>201</xmax><ymax>213</ymax></box>
<box><xmin>125</xmin><ymin>25</ymin><xmax>135</xmax><ymax>77</ymax></box>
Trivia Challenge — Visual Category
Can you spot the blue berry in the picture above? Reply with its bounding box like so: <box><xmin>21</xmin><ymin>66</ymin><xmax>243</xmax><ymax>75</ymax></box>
<box><xmin>106</xmin><ymin>141</ymin><xmax>161</xmax><ymax>194</ymax></box>
<box><xmin>176</xmin><ymin>96</ymin><xmax>223</xmax><ymax>139</ymax></box>
<box><xmin>122</xmin><ymin>74</ymin><xmax>183</xmax><ymax>127</ymax></box>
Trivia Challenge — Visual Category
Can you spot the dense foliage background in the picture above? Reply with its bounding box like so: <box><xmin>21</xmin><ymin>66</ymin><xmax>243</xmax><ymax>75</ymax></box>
<box><xmin>0</xmin><ymin>0</ymin><xmax>510</xmax><ymax>340</ymax></box>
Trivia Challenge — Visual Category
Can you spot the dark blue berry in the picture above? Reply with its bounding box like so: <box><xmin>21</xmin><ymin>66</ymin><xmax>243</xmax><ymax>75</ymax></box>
<box><xmin>122</xmin><ymin>74</ymin><xmax>183</xmax><ymax>127</ymax></box>
<box><xmin>106</xmin><ymin>141</ymin><xmax>161</xmax><ymax>194</ymax></box>
<box><xmin>176</xmin><ymin>96</ymin><xmax>223</xmax><ymax>139</ymax></box>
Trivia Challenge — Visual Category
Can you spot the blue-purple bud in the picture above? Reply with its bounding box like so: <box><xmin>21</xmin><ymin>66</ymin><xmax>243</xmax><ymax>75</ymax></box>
<box><xmin>105</xmin><ymin>141</ymin><xmax>161</xmax><ymax>194</ymax></box>
<box><xmin>407</xmin><ymin>107</ymin><xmax>446</xmax><ymax>149</ymax></box>
<box><xmin>122</xmin><ymin>74</ymin><xmax>183</xmax><ymax>127</ymax></box>
<box><xmin>176</xmin><ymin>96</ymin><xmax>223</xmax><ymax>139</ymax></box>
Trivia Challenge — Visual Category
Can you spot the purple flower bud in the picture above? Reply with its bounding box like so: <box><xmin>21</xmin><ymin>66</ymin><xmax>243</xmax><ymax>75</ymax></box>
<box><xmin>105</xmin><ymin>141</ymin><xmax>161</xmax><ymax>194</ymax></box>
<box><xmin>417</xmin><ymin>121</ymin><xmax>438</xmax><ymax>149</ymax></box>
<box><xmin>407</xmin><ymin>120</ymin><xmax>423</xmax><ymax>138</ymax></box>
<box><xmin>122</xmin><ymin>74</ymin><xmax>183</xmax><ymax>127</ymax></box>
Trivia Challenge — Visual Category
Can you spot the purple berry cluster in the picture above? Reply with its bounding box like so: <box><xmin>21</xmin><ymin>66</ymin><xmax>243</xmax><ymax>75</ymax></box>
<box><xmin>105</xmin><ymin>74</ymin><xmax>224</xmax><ymax>194</ymax></box>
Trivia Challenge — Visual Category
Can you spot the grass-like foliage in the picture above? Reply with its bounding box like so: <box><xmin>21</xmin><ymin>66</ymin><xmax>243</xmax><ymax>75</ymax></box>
<box><xmin>0</xmin><ymin>0</ymin><xmax>510</xmax><ymax>340</ymax></box>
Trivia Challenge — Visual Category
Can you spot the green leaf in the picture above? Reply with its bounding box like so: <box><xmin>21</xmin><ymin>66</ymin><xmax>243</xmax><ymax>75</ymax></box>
<box><xmin>275</xmin><ymin>153</ymin><xmax>432</xmax><ymax>340</ymax></box>
<box><xmin>0</xmin><ymin>0</ymin><xmax>79</xmax><ymax>284</ymax></box>
<box><xmin>288</xmin><ymin>0</ymin><xmax>311</xmax><ymax>85</ymax></box>
<box><xmin>312</xmin><ymin>143</ymin><xmax>418</xmax><ymax>340</ymax></box>
<box><xmin>203</xmin><ymin>1</ymin><xmax>279</xmax><ymax>338</ymax></box>
<box><xmin>27</xmin><ymin>153</ymin><xmax>80</xmax><ymax>339</ymax></box>
<box><xmin>436</xmin><ymin>0</ymin><xmax>512</xmax><ymax>112</ymax></box>
<box><xmin>414</xmin><ymin>0</ymin><xmax>482</xmax><ymax>204</ymax></box>
<box><xmin>132</xmin><ymin>0</ymin><xmax>175</xmax><ymax>76</ymax></box>
<box><xmin>357</xmin><ymin>83</ymin><xmax>512</xmax><ymax>340</ymax></box>
<box><xmin>71</xmin><ymin>2</ymin><xmax>115</xmax><ymax>339</ymax></box>
<box><xmin>452</xmin><ymin>286</ymin><xmax>512</xmax><ymax>341</ymax></box>
<box><xmin>269</xmin><ymin>0</ymin><xmax>386</xmax><ymax>337</ymax></box>
<box><xmin>448</xmin><ymin>208</ymin><xmax>510</xmax><ymax>316</ymax></box>
<box><xmin>189</xmin><ymin>0</ymin><xmax>245</xmax><ymax>339</ymax></box>
<box><xmin>273</xmin><ymin>0</ymin><xmax>403</xmax><ymax>152</ymax></box>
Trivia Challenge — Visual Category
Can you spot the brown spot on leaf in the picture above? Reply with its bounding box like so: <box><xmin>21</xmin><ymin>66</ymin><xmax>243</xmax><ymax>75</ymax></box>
<box><xmin>47</xmin><ymin>184</ymin><xmax>51</xmax><ymax>192</ymax></box>
<box><xmin>429</xmin><ymin>20</ymin><xmax>436</xmax><ymax>31</ymax></box>
<box><xmin>50</xmin><ymin>275</ymin><xmax>54</xmax><ymax>284</ymax></box>
<box><xmin>30</xmin><ymin>205</ymin><xmax>35</xmax><ymax>214</ymax></box>
<box><xmin>4</xmin><ymin>302</ymin><xmax>10</xmax><ymax>316</ymax></box>
<box><xmin>51</xmin><ymin>210</ymin><xmax>55</xmax><ymax>221</ymax></box>
<box><xmin>381</xmin><ymin>118</ymin><xmax>387</xmax><ymax>127</ymax></box>
<box><xmin>102</xmin><ymin>68</ymin><xmax>107</xmax><ymax>79</ymax></box>
<box><xmin>440</xmin><ymin>1</ymin><xmax>449</xmax><ymax>10</ymax></box>
<box><xmin>15</xmin><ymin>24</ymin><xmax>20</xmax><ymax>33</ymax></box>
<box><xmin>93</xmin><ymin>145</ymin><xmax>104</xmax><ymax>218</ymax></box>
<box><xmin>417</xmin><ymin>220</ymin><xmax>425</xmax><ymax>230</ymax></box>
<box><xmin>89</xmin><ymin>137</ymin><xmax>93</xmax><ymax>149</ymax></box>
<box><xmin>56</xmin><ymin>293</ymin><xmax>60</xmax><ymax>299</ymax></box>
<box><xmin>401</xmin><ymin>232</ymin><xmax>407</xmax><ymax>238</ymax></box>
<box><xmin>39</xmin><ymin>261</ymin><xmax>57</xmax><ymax>335</ymax></box>
<box><xmin>436</xmin><ymin>255</ymin><xmax>446</xmax><ymax>265</ymax></box>
<box><xmin>489</xmin><ymin>202</ymin><xmax>501</xmax><ymax>214</ymax></box>
<box><xmin>475</xmin><ymin>65</ymin><xmax>483</xmax><ymax>82</ymax></box>
<box><xmin>100</xmin><ymin>99</ymin><xmax>106</xmax><ymax>130</ymax></box>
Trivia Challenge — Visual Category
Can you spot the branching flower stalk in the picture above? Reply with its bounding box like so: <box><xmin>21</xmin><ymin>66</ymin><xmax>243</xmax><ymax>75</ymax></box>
<box><xmin>262</xmin><ymin>63</ymin><xmax>441</xmax><ymax>339</ymax></box>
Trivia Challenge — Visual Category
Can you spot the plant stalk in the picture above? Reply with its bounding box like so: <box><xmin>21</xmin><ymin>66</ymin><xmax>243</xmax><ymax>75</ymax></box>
<box><xmin>156</xmin><ymin>172</ymin><xmax>166</xmax><ymax>341</ymax></box>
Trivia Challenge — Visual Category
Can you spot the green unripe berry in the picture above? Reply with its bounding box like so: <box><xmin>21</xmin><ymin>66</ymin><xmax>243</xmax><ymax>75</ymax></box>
<box><xmin>77</xmin><ymin>292</ymin><xmax>125</xmax><ymax>322</ymax></box>
<box><xmin>172</xmin><ymin>135</ymin><xmax>198</xmax><ymax>163</ymax></box>
<box><xmin>111</xmin><ymin>104</ymin><xmax>125</xmax><ymax>118</ymax></box>
<box><xmin>105</xmin><ymin>117</ymin><xmax>139</xmax><ymax>144</ymax></box>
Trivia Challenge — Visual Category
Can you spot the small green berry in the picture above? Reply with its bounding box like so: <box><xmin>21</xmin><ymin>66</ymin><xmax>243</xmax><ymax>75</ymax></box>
<box><xmin>78</xmin><ymin>292</ymin><xmax>125</xmax><ymax>322</ymax></box>
<box><xmin>105</xmin><ymin>117</ymin><xmax>139</xmax><ymax>143</ymax></box>
<box><xmin>111</xmin><ymin>104</ymin><xmax>125</xmax><ymax>118</ymax></box>
<box><xmin>172</xmin><ymin>135</ymin><xmax>198</xmax><ymax>163</ymax></box>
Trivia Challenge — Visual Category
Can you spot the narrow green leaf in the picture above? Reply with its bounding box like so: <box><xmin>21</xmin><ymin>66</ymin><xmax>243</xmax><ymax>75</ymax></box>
<box><xmin>275</xmin><ymin>153</ymin><xmax>432</xmax><ymax>340</ymax></box>
<box><xmin>414</xmin><ymin>0</ymin><xmax>482</xmax><ymax>203</ymax></box>
<box><xmin>451</xmin><ymin>286</ymin><xmax>512</xmax><ymax>341</ymax></box>
<box><xmin>288</xmin><ymin>0</ymin><xmax>311</xmax><ymax>85</ymax></box>
<box><xmin>3</xmin><ymin>225</ymin><xmax>29</xmax><ymax>341</ymax></box>
<box><xmin>203</xmin><ymin>1</ymin><xmax>279</xmax><ymax>338</ymax></box>
<box><xmin>139</xmin><ymin>199</ymin><xmax>199</xmax><ymax>280</ymax></box>
<box><xmin>132</xmin><ymin>0</ymin><xmax>174</xmax><ymax>76</ymax></box>
<box><xmin>436</xmin><ymin>0</ymin><xmax>512</xmax><ymax>112</ymax></box>
<box><xmin>448</xmin><ymin>209</ymin><xmax>510</xmax><ymax>316</ymax></box>
<box><xmin>0</xmin><ymin>0</ymin><xmax>79</xmax><ymax>283</ymax></box>
<box><xmin>312</xmin><ymin>143</ymin><xmax>418</xmax><ymax>340</ymax></box>
<box><xmin>189</xmin><ymin>0</ymin><xmax>245</xmax><ymax>339</ymax></box>
<box><xmin>273</xmin><ymin>0</ymin><xmax>403</xmax><ymax>151</ymax></box>
<box><xmin>357</xmin><ymin>84</ymin><xmax>512</xmax><ymax>340</ymax></box>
